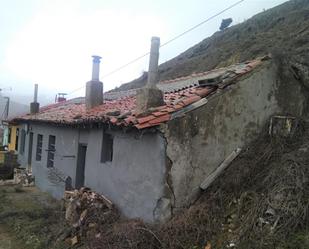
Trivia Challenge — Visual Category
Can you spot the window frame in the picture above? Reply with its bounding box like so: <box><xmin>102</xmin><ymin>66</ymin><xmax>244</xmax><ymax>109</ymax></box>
<box><xmin>100</xmin><ymin>131</ymin><xmax>114</xmax><ymax>163</ymax></box>
<box><xmin>20</xmin><ymin>129</ymin><xmax>26</xmax><ymax>154</ymax></box>
<box><xmin>8</xmin><ymin>128</ymin><xmax>11</xmax><ymax>144</ymax></box>
<box><xmin>47</xmin><ymin>135</ymin><xmax>56</xmax><ymax>168</ymax></box>
<box><xmin>15</xmin><ymin>128</ymin><xmax>19</xmax><ymax>151</ymax></box>
<box><xmin>36</xmin><ymin>134</ymin><xmax>43</xmax><ymax>161</ymax></box>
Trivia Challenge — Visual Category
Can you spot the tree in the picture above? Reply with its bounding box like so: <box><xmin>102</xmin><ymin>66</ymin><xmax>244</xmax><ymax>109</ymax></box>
<box><xmin>220</xmin><ymin>18</ymin><xmax>233</xmax><ymax>31</ymax></box>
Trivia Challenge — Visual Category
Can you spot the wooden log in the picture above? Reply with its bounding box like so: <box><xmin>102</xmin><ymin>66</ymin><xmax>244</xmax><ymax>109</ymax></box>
<box><xmin>98</xmin><ymin>193</ymin><xmax>113</xmax><ymax>209</ymax></box>
<box><xmin>200</xmin><ymin>148</ymin><xmax>241</xmax><ymax>190</ymax></box>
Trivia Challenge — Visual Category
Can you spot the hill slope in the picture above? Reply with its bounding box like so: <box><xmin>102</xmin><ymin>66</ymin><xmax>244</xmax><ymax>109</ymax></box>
<box><xmin>0</xmin><ymin>97</ymin><xmax>28</xmax><ymax>119</ymax></box>
<box><xmin>114</xmin><ymin>0</ymin><xmax>309</xmax><ymax>92</ymax></box>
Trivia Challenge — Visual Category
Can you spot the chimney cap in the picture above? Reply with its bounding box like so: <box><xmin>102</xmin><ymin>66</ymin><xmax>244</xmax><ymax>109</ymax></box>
<box><xmin>92</xmin><ymin>55</ymin><xmax>102</xmax><ymax>63</ymax></box>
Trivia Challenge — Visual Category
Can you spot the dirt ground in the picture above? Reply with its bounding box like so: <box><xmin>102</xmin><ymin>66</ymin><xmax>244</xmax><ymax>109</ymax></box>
<box><xmin>0</xmin><ymin>225</ymin><xmax>25</xmax><ymax>249</ymax></box>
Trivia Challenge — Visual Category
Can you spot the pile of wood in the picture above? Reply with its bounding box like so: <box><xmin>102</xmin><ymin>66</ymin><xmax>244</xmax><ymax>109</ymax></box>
<box><xmin>63</xmin><ymin>187</ymin><xmax>118</xmax><ymax>246</ymax></box>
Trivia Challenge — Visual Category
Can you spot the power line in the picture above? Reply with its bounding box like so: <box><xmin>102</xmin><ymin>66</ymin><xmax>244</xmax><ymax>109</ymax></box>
<box><xmin>160</xmin><ymin>0</ymin><xmax>245</xmax><ymax>48</ymax></box>
<box><xmin>67</xmin><ymin>52</ymin><xmax>151</xmax><ymax>95</ymax></box>
<box><xmin>67</xmin><ymin>0</ymin><xmax>245</xmax><ymax>95</ymax></box>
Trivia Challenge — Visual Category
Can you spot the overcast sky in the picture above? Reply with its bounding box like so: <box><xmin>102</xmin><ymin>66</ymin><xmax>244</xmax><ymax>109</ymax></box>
<box><xmin>0</xmin><ymin>0</ymin><xmax>287</xmax><ymax>104</ymax></box>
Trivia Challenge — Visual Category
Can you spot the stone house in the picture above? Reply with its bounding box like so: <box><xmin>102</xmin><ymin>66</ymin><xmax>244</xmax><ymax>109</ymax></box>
<box><xmin>9</xmin><ymin>38</ymin><xmax>308</xmax><ymax>223</ymax></box>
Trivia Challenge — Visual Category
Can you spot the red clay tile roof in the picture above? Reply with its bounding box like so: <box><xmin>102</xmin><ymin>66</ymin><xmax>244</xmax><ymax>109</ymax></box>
<box><xmin>12</xmin><ymin>58</ymin><xmax>265</xmax><ymax>130</ymax></box>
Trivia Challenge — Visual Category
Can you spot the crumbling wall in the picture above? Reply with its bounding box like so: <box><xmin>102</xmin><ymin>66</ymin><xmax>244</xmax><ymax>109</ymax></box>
<box><xmin>163</xmin><ymin>61</ymin><xmax>308</xmax><ymax>209</ymax></box>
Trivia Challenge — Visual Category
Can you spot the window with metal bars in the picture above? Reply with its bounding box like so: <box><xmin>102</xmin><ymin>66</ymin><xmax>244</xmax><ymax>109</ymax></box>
<box><xmin>36</xmin><ymin>134</ymin><xmax>43</xmax><ymax>161</ymax></box>
<box><xmin>20</xmin><ymin>129</ymin><xmax>26</xmax><ymax>154</ymax></box>
<box><xmin>47</xmin><ymin>135</ymin><xmax>56</xmax><ymax>167</ymax></box>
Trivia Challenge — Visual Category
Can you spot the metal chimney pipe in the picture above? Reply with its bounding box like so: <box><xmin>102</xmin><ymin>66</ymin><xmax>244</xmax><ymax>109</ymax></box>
<box><xmin>147</xmin><ymin>37</ymin><xmax>160</xmax><ymax>87</ymax></box>
<box><xmin>92</xmin><ymin>55</ymin><xmax>102</xmax><ymax>81</ymax></box>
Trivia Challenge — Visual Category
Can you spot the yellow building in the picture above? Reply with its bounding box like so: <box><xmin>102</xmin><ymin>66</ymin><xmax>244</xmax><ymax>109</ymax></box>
<box><xmin>7</xmin><ymin>124</ymin><xmax>19</xmax><ymax>152</ymax></box>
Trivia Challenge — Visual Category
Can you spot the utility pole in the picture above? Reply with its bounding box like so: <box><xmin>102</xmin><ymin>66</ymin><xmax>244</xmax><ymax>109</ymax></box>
<box><xmin>3</xmin><ymin>97</ymin><xmax>9</xmax><ymax>120</ymax></box>
<box><xmin>0</xmin><ymin>87</ymin><xmax>12</xmax><ymax>120</ymax></box>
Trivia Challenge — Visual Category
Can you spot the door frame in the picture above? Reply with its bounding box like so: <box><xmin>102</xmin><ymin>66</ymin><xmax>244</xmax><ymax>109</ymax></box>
<box><xmin>27</xmin><ymin>132</ymin><xmax>34</xmax><ymax>171</ymax></box>
<box><xmin>75</xmin><ymin>143</ymin><xmax>87</xmax><ymax>189</ymax></box>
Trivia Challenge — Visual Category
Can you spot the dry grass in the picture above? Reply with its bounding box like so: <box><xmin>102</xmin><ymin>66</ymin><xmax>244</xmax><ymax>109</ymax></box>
<box><xmin>88</xmin><ymin>122</ymin><xmax>309</xmax><ymax>249</ymax></box>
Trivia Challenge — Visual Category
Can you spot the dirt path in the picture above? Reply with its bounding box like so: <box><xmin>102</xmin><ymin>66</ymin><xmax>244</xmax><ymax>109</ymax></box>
<box><xmin>0</xmin><ymin>224</ymin><xmax>24</xmax><ymax>249</ymax></box>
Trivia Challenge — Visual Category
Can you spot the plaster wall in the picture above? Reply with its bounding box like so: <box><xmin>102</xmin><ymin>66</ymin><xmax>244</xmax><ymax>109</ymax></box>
<box><xmin>16</xmin><ymin>123</ymin><xmax>168</xmax><ymax>222</ymax></box>
<box><xmin>84</xmin><ymin>130</ymin><xmax>167</xmax><ymax>223</ymax></box>
<box><xmin>18</xmin><ymin>124</ymin><xmax>79</xmax><ymax>199</ymax></box>
<box><xmin>163</xmin><ymin>62</ymin><xmax>307</xmax><ymax>208</ymax></box>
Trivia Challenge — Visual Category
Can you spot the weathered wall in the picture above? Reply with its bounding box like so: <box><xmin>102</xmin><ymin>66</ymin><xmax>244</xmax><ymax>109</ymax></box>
<box><xmin>84</xmin><ymin>130</ymin><xmax>168</xmax><ymax>223</ymax></box>
<box><xmin>163</xmin><ymin>62</ymin><xmax>307</xmax><ymax>209</ymax></box>
<box><xmin>17</xmin><ymin>123</ymin><xmax>168</xmax><ymax>222</ymax></box>
<box><xmin>18</xmin><ymin>124</ymin><xmax>79</xmax><ymax>199</ymax></box>
<box><xmin>7</xmin><ymin>125</ymin><xmax>19</xmax><ymax>151</ymax></box>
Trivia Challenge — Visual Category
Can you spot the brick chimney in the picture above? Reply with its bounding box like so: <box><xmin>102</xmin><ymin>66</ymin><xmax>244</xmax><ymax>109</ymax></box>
<box><xmin>30</xmin><ymin>84</ymin><xmax>40</xmax><ymax>114</ymax></box>
<box><xmin>86</xmin><ymin>55</ymin><xmax>103</xmax><ymax>110</ymax></box>
<box><xmin>136</xmin><ymin>37</ymin><xmax>164</xmax><ymax>113</ymax></box>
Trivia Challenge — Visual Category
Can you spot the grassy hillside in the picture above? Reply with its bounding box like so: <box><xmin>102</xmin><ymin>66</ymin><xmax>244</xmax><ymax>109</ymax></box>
<box><xmin>113</xmin><ymin>0</ymin><xmax>309</xmax><ymax>92</ymax></box>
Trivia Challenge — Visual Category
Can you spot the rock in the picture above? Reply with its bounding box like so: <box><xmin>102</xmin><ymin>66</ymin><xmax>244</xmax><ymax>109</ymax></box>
<box><xmin>204</xmin><ymin>242</ymin><xmax>211</xmax><ymax>249</ymax></box>
<box><xmin>265</xmin><ymin>207</ymin><xmax>276</xmax><ymax>216</ymax></box>
<box><xmin>71</xmin><ymin>236</ymin><xmax>79</xmax><ymax>246</ymax></box>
